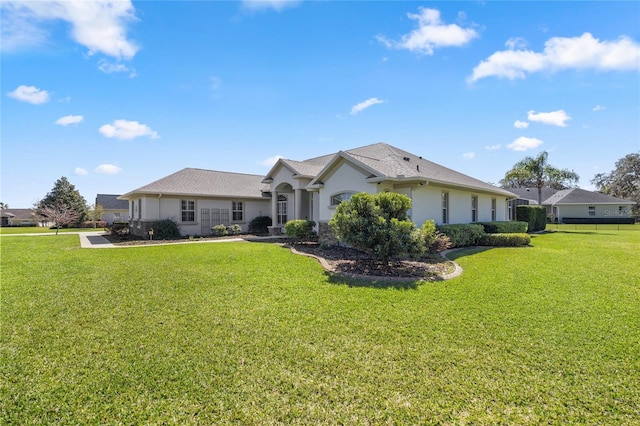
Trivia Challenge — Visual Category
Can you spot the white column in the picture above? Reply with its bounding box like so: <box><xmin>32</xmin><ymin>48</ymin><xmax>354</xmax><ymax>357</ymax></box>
<box><xmin>295</xmin><ymin>188</ymin><xmax>303</xmax><ymax>220</ymax></box>
<box><xmin>271</xmin><ymin>191</ymin><xmax>278</xmax><ymax>227</ymax></box>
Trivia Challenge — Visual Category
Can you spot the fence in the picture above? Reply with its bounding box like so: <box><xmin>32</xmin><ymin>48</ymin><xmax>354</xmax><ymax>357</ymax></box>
<box><xmin>547</xmin><ymin>223</ymin><xmax>639</xmax><ymax>231</ymax></box>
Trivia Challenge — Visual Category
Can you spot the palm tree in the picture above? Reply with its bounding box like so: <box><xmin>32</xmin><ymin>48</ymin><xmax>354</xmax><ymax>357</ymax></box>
<box><xmin>500</xmin><ymin>151</ymin><xmax>580</xmax><ymax>205</ymax></box>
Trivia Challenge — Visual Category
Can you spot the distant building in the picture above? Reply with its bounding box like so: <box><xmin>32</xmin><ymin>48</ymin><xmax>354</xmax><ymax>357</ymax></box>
<box><xmin>95</xmin><ymin>194</ymin><xmax>129</xmax><ymax>224</ymax></box>
<box><xmin>0</xmin><ymin>208</ymin><xmax>42</xmax><ymax>227</ymax></box>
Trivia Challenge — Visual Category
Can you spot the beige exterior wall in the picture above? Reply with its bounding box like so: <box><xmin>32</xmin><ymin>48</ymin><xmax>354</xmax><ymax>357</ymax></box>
<box><xmin>556</xmin><ymin>204</ymin><xmax>633</xmax><ymax>221</ymax></box>
<box><xmin>317</xmin><ymin>162</ymin><xmax>376</xmax><ymax>222</ymax></box>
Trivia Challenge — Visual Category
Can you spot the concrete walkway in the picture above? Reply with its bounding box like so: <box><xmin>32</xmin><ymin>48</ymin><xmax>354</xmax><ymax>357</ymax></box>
<box><xmin>78</xmin><ymin>231</ymin><xmax>116</xmax><ymax>248</ymax></box>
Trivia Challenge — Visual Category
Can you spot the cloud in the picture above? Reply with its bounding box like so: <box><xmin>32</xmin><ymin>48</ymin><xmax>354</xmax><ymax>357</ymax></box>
<box><xmin>95</xmin><ymin>164</ymin><xmax>122</xmax><ymax>174</ymax></box>
<box><xmin>528</xmin><ymin>110</ymin><xmax>570</xmax><ymax>127</ymax></box>
<box><xmin>241</xmin><ymin>0</ymin><xmax>302</xmax><ymax>12</ymax></box>
<box><xmin>55</xmin><ymin>115</ymin><xmax>84</xmax><ymax>126</ymax></box>
<box><xmin>98</xmin><ymin>60</ymin><xmax>137</xmax><ymax>77</ymax></box>
<box><xmin>463</xmin><ymin>152</ymin><xmax>476</xmax><ymax>159</ymax></box>
<box><xmin>513</xmin><ymin>120</ymin><xmax>529</xmax><ymax>129</ymax></box>
<box><xmin>350</xmin><ymin>97</ymin><xmax>385</xmax><ymax>115</ymax></box>
<box><xmin>505</xmin><ymin>37</ymin><xmax>527</xmax><ymax>50</ymax></box>
<box><xmin>485</xmin><ymin>144</ymin><xmax>501</xmax><ymax>150</ymax></box>
<box><xmin>1</xmin><ymin>0</ymin><xmax>139</xmax><ymax>60</ymax></box>
<box><xmin>7</xmin><ymin>85</ymin><xmax>50</xmax><ymax>104</ymax></box>
<box><xmin>377</xmin><ymin>7</ymin><xmax>478</xmax><ymax>55</ymax></box>
<box><xmin>469</xmin><ymin>32</ymin><xmax>640</xmax><ymax>82</ymax></box>
<box><xmin>507</xmin><ymin>136</ymin><xmax>543</xmax><ymax>151</ymax></box>
<box><xmin>74</xmin><ymin>167</ymin><xmax>88</xmax><ymax>176</ymax></box>
<box><xmin>258</xmin><ymin>155</ymin><xmax>284</xmax><ymax>167</ymax></box>
<box><xmin>592</xmin><ymin>104</ymin><xmax>605</xmax><ymax>111</ymax></box>
<box><xmin>99</xmin><ymin>119</ymin><xmax>159</xmax><ymax>140</ymax></box>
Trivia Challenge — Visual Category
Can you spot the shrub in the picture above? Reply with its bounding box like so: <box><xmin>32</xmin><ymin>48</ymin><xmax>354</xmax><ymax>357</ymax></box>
<box><xmin>421</xmin><ymin>220</ymin><xmax>452</xmax><ymax>253</ymax></box>
<box><xmin>229</xmin><ymin>224</ymin><xmax>242</xmax><ymax>235</ymax></box>
<box><xmin>478</xmin><ymin>221</ymin><xmax>528</xmax><ymax>234</ymax></box>
<box><xmin>150</xmin><ymin>219</ymin><xmax>180</xmax><ymax>240</ymax></box>
<box><xmin>81</xmin><ymin>220</ymin><xmax>107</xmax><ymax>228</ymax></box>
<box><xmin>285</xmin><ymin>220</ymin><xmax>316</xmax><ymax>239</ymax></box>
<box><xmin>478</xmin><ymin>233</ymin><xmax>531</xmax><ymax>247</ymax></box>
<box><xmin>212</xmin><ymin>224</ymin><xmax>228</xmax><ymax>237</ymax></box>
<box><xmin>436</xmin><ymin>224</ymin><xmax>485</xmax><ymax>248</ymax></box>
<box><xmin>516</xmin><ymin>206</ymin><xmax>546</xmax><ymax>232</ymax></box>
<box><xmin>431</xmin><ymin>233</ymin><xmax>452</xmax><ymax>252</ymax></box>
<box><xmin>248</xmin><ymin>216</ymin><xmax>272</xmax><ymax>234</ymax></box>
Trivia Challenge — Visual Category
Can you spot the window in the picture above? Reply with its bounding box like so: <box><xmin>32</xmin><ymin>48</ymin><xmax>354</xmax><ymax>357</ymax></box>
<box><xmin>442</xmin><ymin>192</ymin><xmax>449</xmax><ymax>224</ymax></box>
<box><xmin>277</xmin><ymin>194</ymin><xmax>288</xmax><ymax>225</ymax></box>
<box><xmin>491</xmin><ymin>198</ymin><xmax>497</xmax><ymax>221</ymax></box>
<box><xmin>232</xmin><ymin>201</ymin><xmax>244</xmax><ymax>222</ymax></box>
<box><xmin>137</xmin><ymin>199</ymin><xmax>141</xmax><ymax>219</ymax></box>
<box><xmin>588</xmin><ymin>205</ymin><xmax>596</xmax><ymax>216</ymax></box>
<box><xmin>330</xmin><ymin>192</ymin><xmax>354</xmax><ymax>206</ymax></box>
<box><xmin>619</xmin><ymin>206</ymin><xmax>628</xmax><ymax>216</ymax></box>
<box><xmin>181</xmin><ymin>200</ymin><xmax>195</xmax><ymax>222</ymax></box>
<box><xmin>113</xmin><ymin>212</ymin><xmax>121</xmax><ymax>221</ymax></box>
<box><xmin>471</xmin><ymin>195</ymin><xmax>478</xmax><ymax>222</ymax></box>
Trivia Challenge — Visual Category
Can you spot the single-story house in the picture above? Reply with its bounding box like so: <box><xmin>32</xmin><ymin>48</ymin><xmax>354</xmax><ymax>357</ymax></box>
<box><xmin>0</xmin><ymin>208</ymin><xmax>41</xmax><ymax>227</ymax></box>
<box><xmin>95</xmin><ymin>194</ymin><xmax>130</xmax><ymax>224</ymax></box>
<box><xmin>508</xmin><ymin>187</ymin><xmax>636</xmax><ymax>224</ymax></box>
<box><xmin>120</xmin><ymin>142</ymin><xmax>517</xmax><ymax>239</ymax></box>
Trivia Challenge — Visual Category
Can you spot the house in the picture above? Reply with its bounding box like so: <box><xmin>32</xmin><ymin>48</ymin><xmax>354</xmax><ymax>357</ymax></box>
<box><xmin>120</xmin><ymin>143</ymin><xmax>517</xmax><ymax>239</ymax></box>
<box><xmin>0</xmin><ymin>208</ymin><xmax>40</xmax><ymax>227</ymax></box>
<box><xmin>95</xmin><ymin>194</ymin><xmax>130</xmax><ymax>224</ymax></box>
<box><xmin>508</xmin><ymin>187</ymin><xmax>636</xmax><ymax>224</ymax></box>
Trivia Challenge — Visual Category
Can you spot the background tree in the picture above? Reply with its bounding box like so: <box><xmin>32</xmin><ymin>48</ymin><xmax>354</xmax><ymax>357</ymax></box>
<box><xmin>0</xmin><ymin>202</ymin><xmax>8</xmax><ymax>209</ymax></box>
<box><xmin>38</xmin><ymin>177</ymin><xmax>88</xmax><ymax>223</ymax></box>
<box><xmin>36</xmin><ymin>203</ymin><xmax>79</xmax><ymax>234</ymax></box>
<box><xmin>500</xmin><ymin>151</ymin><xmax>580</xmax><ymax>205</ymax></box>
<box><xmin>88</xmin><ymin>204</ymin><xmax>105</xmax><ymax>228</ymax></box>
<box><xmin>591</xmin><ymin>152</ymin><xmax>640</xmax><ymax>218</ymax></box>
<box><xmin>329</xmin><ymin>192</ymin><xmax>423</xmax><ymax>267</ymax></box>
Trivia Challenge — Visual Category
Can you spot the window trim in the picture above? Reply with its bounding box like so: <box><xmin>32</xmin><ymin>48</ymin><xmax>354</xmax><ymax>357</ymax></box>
<box><xmin>588</xmin><ymin>205</ymin><xmax>596</xmax><ymax>216</ymax></box>
<box><xmin>471</xmin><ymin>195</ymin><xmax>478</xmax><ymax>222</ymax></box>
<box><xmin>491</xmin><ymin>198</ymin><xmax>497</xmax><ymax>221</ymax></box>
<box><xmin>181</xmin><ymin>199</ymin><xmax>196</xmax><ymax>223</ymax></box>
<box><xmin>231</xmin><ymin>201</ymin><xmax>244</xmax><ymax>222</ymax></box>
<box><xmin>330</xmin><ymin>191</ymin><xmax>356</xmax><ymax>207</ymax></box>
<box><xmin>442</xmin><ymin>191</ymin><xmax>449</xmax><ymax>224</ymax></box>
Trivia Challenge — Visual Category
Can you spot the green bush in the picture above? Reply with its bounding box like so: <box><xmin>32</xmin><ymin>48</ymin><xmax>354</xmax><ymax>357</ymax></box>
<box><xmin>248</xmin><ymin>216</ymin><xmax>272</xmax><ymax>234</ymax></box>
<box><xmin>478</xmin><ymin>221</ymin><xmax>528</xmax><ymax>234</ymax></box>
<box><xmin>150</xmin><ymin>219</ymin><xmax>180</xmax><ymax>240</ymax></box>
<box><xmin>436</xmin><ymin>224</ymin><xmax>485</xmax><ymax>248</ymax></box>
<box><xmin>212</xmin><ymin>224</ymin><xmax>228</xmax><ymax>237</ymax></box>
<box><xmin>421</xmin><ymin>220</ymin><xmax>452</xmax><ymax>253</ymax></box>
<box><xmin>478</xmin><ymin>233</ymin><xmax>531</xmax><ymax>247</ymax></box>
<box><xmin>229</xmin><ymin>224</ymin><xmax>242</xmax><ymax>235</ymax></box>
<box><xmin>285</xmin><ymin>220</ymin><xmax>316</xmax><ymax>239</ymax></box>
<box><xmin>516</xmin><ymin>206</ymin><xmax>547</xmax><ymax>232</ymax></box>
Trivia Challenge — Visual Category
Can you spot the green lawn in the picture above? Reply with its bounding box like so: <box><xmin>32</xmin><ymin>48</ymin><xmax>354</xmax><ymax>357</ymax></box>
<box><xmin>1</xmin><ymin>231</ymin><xmax>639</xmax><ymax>424</ymax></box>
<box><xmin>0</xmin><ymin>226</ymin><xmax>103</xmax><ymax>234</ymax></box>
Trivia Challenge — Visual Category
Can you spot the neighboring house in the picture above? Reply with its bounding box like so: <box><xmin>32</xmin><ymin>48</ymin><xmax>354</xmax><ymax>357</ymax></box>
<box><xmin>508</xmin><ymin>187</ymin><xmax>636</xmax><ymax>223</ymax></box>
<box><xmin>0</xmin><ymin>208</ymin><xmax>41</xmax><ymax>226</ymax></box>
<box><xmin>95</xmin><ymin>194</ymin><xmax>130</xmax><ymax>224</ymax></box>
<box><xmin>120</xmin><ymin>143</ymin><xmax>516</xmax><ymax>239</ymax></box>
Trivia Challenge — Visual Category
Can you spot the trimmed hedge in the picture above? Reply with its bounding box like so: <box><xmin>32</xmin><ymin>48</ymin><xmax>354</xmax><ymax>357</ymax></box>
<box><xmin>436</xmin><ymin>224</ymin><xmax>485</xmax><ymax>248</ymax></box>
<box><xmin>478</xmin><ymin>221</ymin><xmax>528</xmax><ymax>234</ymax></box>
<box><xmin>248</xmin><ymin>216</ymin><xmax>272</xmax><ymax>234</ymax></box>
<box><xmin>149</xmin><ymin>219</ymin><xmax>181</xmax><ymax>240</ymax></box>
<box><xmin>285</xmin><ymin>220</ymin><xmax>316</xmax><ymax>239</ymax></box>
<box><xmin>478</xmin><ymin>233</ymin><xmax>531</xmax><ymax>247</ymax></box>
<box><xmin>516</xmin><ymin>205</ymin><xmax>547</xmax><ymax>232</ymax></box>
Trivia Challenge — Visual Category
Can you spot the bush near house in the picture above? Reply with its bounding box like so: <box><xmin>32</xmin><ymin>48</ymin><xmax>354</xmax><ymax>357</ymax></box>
<box><xmin>212</xmin><ymin>225</ymin><xmax>228</xmax><ymax>237</ymax></box>
<box><xmin>478</xmin><ymin>221</ymin><xmax>528</xmax><ymax>234</ymax></box>
<box><xmin>420</xmin><ymin>220</ymin><xmax>452</xmax><ymax>253</ymax></box>
<box><xmin>436</xmin><ymin>224</ymin><xmax>485</xmax><ymax>248</ymax></box>
<box><xmin>517</xmin><ymin>206</ymin><xmax>547</xmax><ymax>232</ymax></box>
<box><xmin>248</xmin><ymin>216</ymin><xmax>272</xmax><ymax>234</ymax></box>
<box><xmin>478</xmin><ymin>233</ymin><xmax>531</xmax><ymax>247</ymax></box>
<box><xmin>285</xmin><ymin>220</ymin><xmax>316</xmax><ymax>239</ymax></box>
<box><xmin>150</xmin><ymin>219</ymin><xmax>181</xmax><ymax>240</ymax></box>
<box><xmin>229</xmin><ymin>224</ymin><xmax>242</xmax><ymax>236</ymax></box>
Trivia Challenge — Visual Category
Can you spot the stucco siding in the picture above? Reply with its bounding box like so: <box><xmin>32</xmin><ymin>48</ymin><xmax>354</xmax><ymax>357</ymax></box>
<box><xmin>557</xmin><ymin>204</ymin><xmax>632</xmax><ymax>221</ymax></box>
<box><xmin>317</xmin><ymin>162</ymin><xmax>375</xmax><ymax>222</ymax></box>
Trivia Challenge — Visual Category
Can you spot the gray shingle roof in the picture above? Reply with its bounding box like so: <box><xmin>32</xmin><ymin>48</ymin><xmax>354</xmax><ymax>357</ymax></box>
<box><xmin>544</xmin><ymin>188</ymin><xmax>636</xmax><ymax>205</ymax></box>
<box><xmin>507</xmin><ymin>187</ymin><xmax>559</xmax><ymax>204</ymax></box>
<box><xmin>0</xmin><ymin>209</ymin><xmax>36</xmax><ymax>219</ymax></box>
<box><xmin>95</xmin><ymin>194</ymin><xmax>129</xmax><ymax>210</ymax></box>
<box><xmin>121</xmin><ymin>168</ymin><xmax>270</xmax><ymax>199</ymax></box>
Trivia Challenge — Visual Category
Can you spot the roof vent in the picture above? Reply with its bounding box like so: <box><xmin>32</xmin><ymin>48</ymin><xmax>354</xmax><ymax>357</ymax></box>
<box><xmin>403</xmin><ymin>156</ymin><xmax>410</xmax><ymax>162</ymax></box>
<box><xmin>416</xmin><ymin>165</ymin><xmax>420</xmax><ymax>172</ymax></box>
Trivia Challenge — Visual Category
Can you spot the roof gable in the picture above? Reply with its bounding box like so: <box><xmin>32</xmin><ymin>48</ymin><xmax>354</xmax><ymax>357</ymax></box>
<box><xmin>96</xmin><ymin>194</ymin><xmax>129</xmax><ymax>210</ymax></box>
<box><xmin>544</xmin><ymin>188</ymin><xmax>637</xmax><ymax>205</ymax></box>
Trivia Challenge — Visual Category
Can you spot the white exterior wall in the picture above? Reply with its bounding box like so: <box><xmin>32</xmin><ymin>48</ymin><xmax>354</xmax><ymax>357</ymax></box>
<box><xmin>317</xmin><ymin>162</ymin><xmax>376</xmax><ymax>222</ymax></box>
<box><xmin>556</xmin><ymin>204</ymin><xmax>632</xmax><ymax>221</ymax></box>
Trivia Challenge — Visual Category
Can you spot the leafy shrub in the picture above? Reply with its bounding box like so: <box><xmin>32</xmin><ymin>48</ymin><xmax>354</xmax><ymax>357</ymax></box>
<box><xmin>229</xmin><ymin>224</ymin><xmax>242</xmax><ymax>235</ymax></box>
<box><xmin>248</xmin><ymin>216</ymin><xmax>272</xmax><ymax>234</ymax></box>
<box><xmin>436</xmin><ymin>224</ymin><xmax>485</xmax><ymax>248</ymax></box>
<box><xmin>431</xmin><ymin>233</ymin><xmax>452</xmax><ymax>252</ymax></box>
<box><xmin>478</xmin><ymin>221</ymin><xmax>528</xmax><ymax>234</ymax></box>
<box><xmin>150</xmin><ymin>219</ymin><xmax>180</xmax><ymax>240</ymax></box>
<box><xmin>285</xmin><ymin>220</ymin><xmax>316</xmax><ymax>239</ymax></box>
<box><xmin>516</xmin><ymin>206</ymin><xmax>546</xmax><ymax>232</ymax></box>
<box><xmin>81</xmin><ymin>220</ymin><xmax>107</xmax><ymax>228</ymax></box>
<box><xmin>212</xmin><ymin>224</ymin><xmax>228</xmax><ymax>237</ymax></box>
<box><xmin>421</xmin><ymin>220</ymin><xmax>452</xmax><ymax>253</ymax></box>
<box><xmin>478</xmin><ymin>233</ymin><xmax>531</xmax><ymax>247</ymax></box>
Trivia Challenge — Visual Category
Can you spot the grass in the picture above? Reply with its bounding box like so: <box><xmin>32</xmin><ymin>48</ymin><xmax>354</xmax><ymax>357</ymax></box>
<box><xmin>1</xmin><ymin>231</ymin><xmax>639</xmax><ymax>424</ymax></box>
<box><xmin>0</xmin><ymin>226</ymin><xmax>103</xmax><ymax>234</ymax></box>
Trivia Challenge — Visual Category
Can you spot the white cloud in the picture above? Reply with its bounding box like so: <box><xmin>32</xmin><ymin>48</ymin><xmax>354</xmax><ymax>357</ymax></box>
<box><xmin>95</xmin><ymin>164</ymin><xmax>122</xmax><ymax>174</ymax></box>
<box><xmin>514</xmin><ymin>120</ymin><xmax>529</xmax><ymax>129</ymax></box>
<box><xmin>7</xmin><ymin>85</ymin><xmax>50</xmax><ymax>104</ymax></box>
<box><xmin>99</xmin><ymin>119</ymin><xmax>159</xmax><ymax>140</ymax></box>
<box><xmin>258</xmin><ymin>155</ymin><xmax>284</xmax><ymax>167</ymax></box>
<box><xmin>485</xmin><ymin>144</ymin><xmax>501</xmax><ymax>150</ymax></box>
<box><xmin>74</xmin><ymin>167</ymin><xmax>88</xmax><ymax>176</ymax></box>
<box><xmin>463</xmin><ymin>152</ymin><xmax>476</xmax><ymax>159</ymax></box>
<box><xmin>1</xmin><ymin>0</ymin><xmax>139</xmax><ymax>60</ymax></box>
<box><xmin>241</xmin><ymin>0</ymin><xmax>302</xmax><ymax>12</ymax></box>
<box><xmin>350</xmin><ymin>97</ymin><xmax>385</xmax><ymax>115</ymax></box>
<box><xmin>98</xmin><ymin>60</ymin><xmax>137</xmax><ymax>77</ymax></box>
<box><xmin>377</xmin><ymin>7</ymin><xmax>478</xmax><ymax>55</ymax></box>
<box><xmin>505</xmin><ymin>37</ymin><xmax>528</xmax><ymax>50</ymax></box>
<box><xmin>55</xmin><ymin>115</ymin><xmax>84</xmax><ymax>126</ymax></box>
<box><xmin>527</xmin><ymin>110</ymin><xmax>571</xmax><ymax>127</ymax></box>
<box><xmin>507</xmin><ymin>136</ymin><xmax>543</xmax><ymax>151</ymax></box>
<box><xmin>592</xmin><ymin>104</ymin><xmax>605</xmax><ymax>111</ymax></box>
<box><xmin>469</xmin><ymin>32</ymin><xmax>640</xmax><ymax>82</ymax></box>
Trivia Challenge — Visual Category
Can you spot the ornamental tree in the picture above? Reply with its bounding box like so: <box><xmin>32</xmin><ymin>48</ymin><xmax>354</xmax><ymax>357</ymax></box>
<box><xmin>37</xmin><ymin>203</ymin><xmax>79</xmax><ymax>234</ymax></box>
<box><xmin>329</xmin><ymin>192</ymin><xmax>423</xmax><ymax>267</ymax></box>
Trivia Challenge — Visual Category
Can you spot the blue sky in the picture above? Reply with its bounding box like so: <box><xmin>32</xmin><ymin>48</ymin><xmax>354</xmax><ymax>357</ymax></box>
<box><xmin>1</xmin><ymin>0</ymin><xmax>639</xmax><ymax>208</ymax></box>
